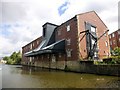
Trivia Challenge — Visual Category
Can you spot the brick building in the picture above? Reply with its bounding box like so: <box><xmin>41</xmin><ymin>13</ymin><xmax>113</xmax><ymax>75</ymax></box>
<box><xmin>109</xmin><ymin>29</ymin><xmax>120</xmax><ymax>50</ymax></box>
<box><xmin>22</xmin><ymin>11</ymin><xmax>110</xmax><ymax>69</ymax></box>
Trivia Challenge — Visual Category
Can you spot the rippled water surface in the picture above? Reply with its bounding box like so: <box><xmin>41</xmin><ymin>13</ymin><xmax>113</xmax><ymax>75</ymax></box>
<box><xmin>1</xmin><ymin>64</ymin><xmax>120</xmax><ymax>88</ymax></box>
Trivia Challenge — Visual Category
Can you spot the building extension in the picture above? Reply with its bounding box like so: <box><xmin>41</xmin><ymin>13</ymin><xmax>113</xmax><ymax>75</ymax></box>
<box><xmin>22</xmin><ymin>11</ymin><xmax>110</xmax><ymax>69</ymax></box>
<box><xmin>109</xmin><ymin>29</ymin><xmax>120</xmax><ymax>50</ymax></box>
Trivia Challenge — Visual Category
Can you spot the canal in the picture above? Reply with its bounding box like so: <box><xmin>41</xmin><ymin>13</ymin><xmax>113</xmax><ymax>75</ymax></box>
<box><xmin>0</xmin><ymin>64</ymin><xmax>120</xmax><ymax>88</ymax></box>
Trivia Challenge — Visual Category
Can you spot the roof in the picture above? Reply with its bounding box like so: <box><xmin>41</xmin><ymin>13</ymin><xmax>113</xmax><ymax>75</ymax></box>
<box><xmin>22</xmin><ymin>36</ymin><xmax>42</xmax><ymax>48</ymax></box>
<box><xmin>24</xmin><ymin>39</ymin><xmax>65</xmax><ymax>57</ymax></box>
<box><xmin>109</xmin><ymin>29</ymin><xmax>120</xmax><ymax>35</ymax></box>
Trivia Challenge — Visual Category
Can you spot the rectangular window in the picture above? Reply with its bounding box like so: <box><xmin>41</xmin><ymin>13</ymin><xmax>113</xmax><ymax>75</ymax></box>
<box><xmin>66</xmin><ymin>39</ymin><xmax>71</xmax><ymax>45</ymax></box>
<box><xmin>30</xmin><ymin>57</ymin><xmax>32</xmax><ymax>62</ymax></box>
<box><xmin>67</xmin><ymin>25</ymin><xmax>70</xmax><ymax>32</ymax></box>
<box><xmin>66</xmin><ymin>49</ymin><xmax>72</xmax><ymax>57</ymax></box>
<box><xmin>58</xmin><ymin>30</ymin><xmax>61</xmax><ymax>35</ymax></box>
<box><xmin>118</xmin><ymin>30</ymin><xmax>120</xmax><ymax>35</ymax></box>
<box><xmin>52</xmin><ymin>55</ymin><xmax>56</xmax><ymax>62</ymax></box>
<box><xmin>110</xmin><ymin>41</ymin><xmax>112</xmax><ymax>45</ymax></box>
<box><xmin>30</xmin><ymin>44</ymin><xmax>32</xmax><ymax>50</ymax></box>
<box><xmin>105</xmin><ymin>41</ymin><xmax>108</xmax><ymax>47</ymax></box>
<box><xmin>91</xmin><ymin>26</ymin><xmax>96</xmax><ymax>33</ymax></box>
<box><xmin>119</xmin><ymin>38</ymin><xmax>120</xmax><ymax>42</ymax></box>
<box><xmin>59</xmin><ymin>53</ymin><xmax>61</xmax><ymax>58</ymax></box>
<box><xmin>112</xmin><ymin>33</ymin><xmax>114</xmax><ymax>37</ymax></box>
<box><xmin>113</xmin><ymin>40</ymin><xmax>116</xmax><ymax>44</ymax></box>
<box><xmin>37</xmin><ymin>41</ymin><xmax>39</xmax><ymax>45</ymax></box>
<box><xmin>109</xmin><ymin>35</ymin><xmax>111</xmax><ymax>39</ymax></box>
<box><xmin>33</xmin><ymin>43</ymin><xmax>34</xmax><ymax>47</ymax></box>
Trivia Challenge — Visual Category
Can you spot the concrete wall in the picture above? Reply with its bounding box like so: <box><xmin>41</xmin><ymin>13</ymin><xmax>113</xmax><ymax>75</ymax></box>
<box><xmin>22</xmin><ymin>60</ymin><xmax>120</xmax><ymax>76</ymax></box>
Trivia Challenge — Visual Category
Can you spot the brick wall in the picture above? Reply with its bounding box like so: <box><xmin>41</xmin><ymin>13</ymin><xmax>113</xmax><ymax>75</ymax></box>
<box><xmin>77</xmin><ymin>11</ymin><xmax>110</xmax><ymax>59</ymax></box>
<box><xmin>109</xmin><ymin>29</ymin><xmax>120</xmax><ymax>50</ymax></box>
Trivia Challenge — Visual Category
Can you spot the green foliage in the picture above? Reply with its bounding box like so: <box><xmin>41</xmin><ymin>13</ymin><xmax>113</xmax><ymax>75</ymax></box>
<box><xmin>111</xmin><ymin>47</ymin><xmax>120</xmax><ymax>64</ymax></box>
<box><xmin>3</xmin><ymin>51</ymin><xmax>22</xmax><ymax>65</ymax></box>
<box><xmin>113</xmin><ymin>47</ymin><xmax>120</xmax><ymax>56</ymax></box>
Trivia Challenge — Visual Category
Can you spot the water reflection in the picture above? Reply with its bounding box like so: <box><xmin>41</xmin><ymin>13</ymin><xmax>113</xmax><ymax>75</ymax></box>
<box><xmin>2</xmin><ymin>65</ymin><xmax>120</xmax><ymax>88</ymax></box>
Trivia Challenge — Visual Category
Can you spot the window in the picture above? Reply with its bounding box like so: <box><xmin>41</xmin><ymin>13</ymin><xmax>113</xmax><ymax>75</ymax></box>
<box><xmin>30</xmin><ymin>57</ymin><xmax>32</xmax><ymax>62</ymax></box>
<box><xmin>33</xmin><ymin>57</ymin><xmax>34</xmax><ymax>60</ymax></box>
<box><xmin>110</xmin><ymin>41</ymin><xmax>112</xmax><ymax>45</ymax></box>
<box><xmin>113</xmin><ymin>40</ymin><xmax>116</xmax><ymax>44</ymax></box>
<box><xmin>47</xmin><ymin>54</ymin><xmax>49</xmax><ymax>59</ymax></box>
<box><xmin>66</xmin><ymin>49</ymin><xmax>72</xmax><ymax>57</ymax></box>
<box><xmin>119</xmin><ymin>38</ymin><xmax>120</xmax><ymax>42</ymax></box>
<box><xmin>91</xmin><ymin>26</ymin><xmax>96</xmax><ymax>33</ymax></box>
<box><xmin>59</xmin><ymin>53</ymin><xmax>61</xmax><ymax>58</ymax></box>
<box><xmin>37</xmin><ymin>41</ymin><xmax>39</xmax><ymax>45</ymax></box>
<box><xmin>58</xmin><ymin>30</ymin><xmax>61</xmax><ymax>35</ymax></box>
<box><xmin>67</xmin><ymin>25</ymin><xmax>70</xmax><ymax>31</ymax></box>
<box><xmin>112</xmin><ymin>33</ymin><xmax>114</xmax><ymax>37</ymax></box>
<box><xmin>52</xmin><ymin>55</ymin><xmax>56</xmax><ymax>62</ymax></box>
<box><xmin>105</xmin><ymin>41</ymin><xmax>108</xmax><ymax>47</ymax></box>
<box><xmin>109</xmin><ymin>35</ymin><xmax>111</xmax><ymax>39</ymax></box>
<box><xmin>33</xmin><ymin>43</ymin><xmax>34</xmax><ymax>47</ymax></box>
<box><xmin>30</xmin><ymin>44</ymin><xmax>32</xmax><ymax>49</ymax></box>
<box><xmin>43</xmin><ymin>27</ymin><xmax>46</xmax><ymax>37</ymax></box>
<box><xmin>118</xmin><ymin>30</ymin><xmax>120</xmax><ymax>35</ymax></box>
<box><xmin>66</xmin><ymin>39</ymin><xmax>71</xmax><ymax>45</ymax></box>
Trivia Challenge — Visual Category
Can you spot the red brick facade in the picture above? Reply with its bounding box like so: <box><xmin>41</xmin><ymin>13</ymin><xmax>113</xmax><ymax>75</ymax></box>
<box><xmin>109</xmin><ymin>29</ymin><xmax>120</xmax><ymax>50</ymax></box>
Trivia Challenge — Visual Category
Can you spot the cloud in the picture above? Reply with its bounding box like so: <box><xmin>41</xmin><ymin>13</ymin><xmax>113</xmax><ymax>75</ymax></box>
<box><xmin>0</xmin><ymin>0</ymin><xmax>119</xmax><ymax>57</ymax></box>
<box><xmin>1</xmin><ymin>2</ymin><xmax>27</xmax><ymax>23</ymax></box>
<box><xmin>58</xmin><ymin>1</ymin><xmax>70</xmax><ymax>16</ymax></box>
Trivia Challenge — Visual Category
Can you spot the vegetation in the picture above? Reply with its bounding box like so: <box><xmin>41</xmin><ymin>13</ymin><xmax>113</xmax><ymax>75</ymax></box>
<box><xmin>94</xmin><ymin>47</ymin><xmax>120</xmax><ymax>65</ymax></box>
<box><xmin>3</xmin><ymin>51</ymin><xmax>22</xmax><ymax>65</ymax></box>
<box><xmin>110</xmin><ymin>47</ymin><xmax>120</xmax><ymax>64</ymax></box>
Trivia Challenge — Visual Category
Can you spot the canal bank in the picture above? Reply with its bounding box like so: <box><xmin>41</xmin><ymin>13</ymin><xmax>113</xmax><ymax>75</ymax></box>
<box><xmin>2</xmin><ymin>64</ymin><xmax>120</xmax><ymax>88</ymax></box>
<box><xmin>22</xmin><ymin>60</ymin><xmax>120</xmax><ymax>76</ymax></box>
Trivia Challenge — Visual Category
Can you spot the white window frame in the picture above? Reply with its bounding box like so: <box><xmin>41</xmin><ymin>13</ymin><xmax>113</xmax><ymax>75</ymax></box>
<box><xmin>52</xmin><ymin>55</ymin><xmax>56</xmax><ymax>62</ymax></box>
<box><xmin>105</xmin><ymin>41</ymin><xmax>108</xmax><ymax>47</ymax></box>
<box><xmin>91</xmin><ymin>26</ymin><xmax>96</xmax><ymax>33</ymax></box>
<box><xmin>66</xmin><ymin>39</ymin><xmax>71</xmax><ymax>45</ymax></box>
<box><xmin>67</xmin><ymin>25</ymin><xmax>70</xmax><ymax>32</ymax></box>
<box><xmin>66</xmin><ymin>49</ymin><xmax>72</xmax><ymax>57</ymax></box>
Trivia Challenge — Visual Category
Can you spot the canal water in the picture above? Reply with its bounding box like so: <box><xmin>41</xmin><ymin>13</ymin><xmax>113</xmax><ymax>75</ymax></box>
<box><xmin>1</xmin><ymin>64</ymin><xmax>120</xmax><ymax>88</ymax></box>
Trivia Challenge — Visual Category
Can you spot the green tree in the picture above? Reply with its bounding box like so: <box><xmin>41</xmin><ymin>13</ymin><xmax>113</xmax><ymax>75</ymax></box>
<box><xmin>112</xmin><ymin>47</ymin><xmax>120</xmax><ymax>64</ymax></box>
<box><xmin>3</xmin><ymin>51</ymin><xmax>22</xmax><ymax>65</ymax></box>
<box><xmin>113</xmin><ymin>47</ymin><xmax>120</xmax><ymax>56</ymax></box>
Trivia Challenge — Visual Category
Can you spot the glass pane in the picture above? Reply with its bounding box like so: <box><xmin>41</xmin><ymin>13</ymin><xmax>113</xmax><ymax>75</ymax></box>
<box><xmin>91</xmin><ymin>26</ymin><xmax>96</xmax><ymax>32</ymax></box>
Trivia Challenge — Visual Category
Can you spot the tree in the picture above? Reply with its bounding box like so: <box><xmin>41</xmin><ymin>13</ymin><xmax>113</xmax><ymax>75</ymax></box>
<box><xmin>113</xmin><ymin>47</ymin><xmax>120</xmax><ymax>56</ymax></box>
<box><xmin>3</xmin><ymin>51</ymin><xmax>22</xmax><ymax>65</ymax></box>
<box><xmin>112</xmin><ymin>47</ymin><xmax>120</xmax><ymax>64</ymax></box>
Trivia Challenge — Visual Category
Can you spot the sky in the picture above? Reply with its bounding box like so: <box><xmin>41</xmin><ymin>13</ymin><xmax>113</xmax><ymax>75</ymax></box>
<box><xmin>0</xmin><ymin>0</ymin><xmax>119</xmax><ymax>57</ymax></box>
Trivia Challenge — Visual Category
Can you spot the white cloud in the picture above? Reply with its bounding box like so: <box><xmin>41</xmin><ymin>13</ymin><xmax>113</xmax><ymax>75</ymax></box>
<box><xmin>0</xmin><ymin>0</ymin><xmax>119</xmax><ymax>57</ymax></box>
